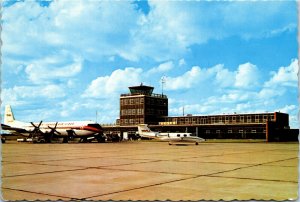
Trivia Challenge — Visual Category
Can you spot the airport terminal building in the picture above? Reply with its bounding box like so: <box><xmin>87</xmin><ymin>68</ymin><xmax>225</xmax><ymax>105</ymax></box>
<box><xmin>104</xmin><ymin>84</ymin><xmax>298</xmax><ymax>142</ymax></box>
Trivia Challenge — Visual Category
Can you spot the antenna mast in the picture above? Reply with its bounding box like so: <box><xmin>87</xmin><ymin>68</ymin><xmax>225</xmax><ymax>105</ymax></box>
<box><xmin>161</xmin><ymin>76</ymin><xmax>166</xmax><ymax>95</ymax></box>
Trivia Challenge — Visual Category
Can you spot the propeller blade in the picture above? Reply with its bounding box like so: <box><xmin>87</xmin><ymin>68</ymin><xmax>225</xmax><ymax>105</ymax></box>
<box><xmin>31</xmin><ymin>121</ymin><xmax>43</xmax><ymax>129</ymax></box>
<box><xmin>48</xmin><ymin>122</ymin><xmax>61</xmax><ymax>135</ymax></box>
<box><xmin>37</xmin><ymin>121</ymin><xmax>43</xmax><ymax>128</ymax></box>
<box><xmin>30</xmin><ymin>122</ymin><xmax>37</xmax><ymax>128</ymax></box>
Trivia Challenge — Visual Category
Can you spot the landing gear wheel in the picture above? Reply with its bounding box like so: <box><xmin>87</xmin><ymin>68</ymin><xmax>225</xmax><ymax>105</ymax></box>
<box><xmin>195</xmin><ymin>142</ymin><xmax>199</xmax><ymax>145</ymax></box>
<box><xmin>168</xmin><ymin>142</ymin><xmax>172</xmax><ymax>145</ymax></box>
<box><xmin>39</xmin><ymin>139</ymin><xmax>46</xmax><ymax>143</ymax></box>
<box><xmin>62</xmin><ymin>137</ymin><xmax>68</xmax><ymax>143</ymax></box>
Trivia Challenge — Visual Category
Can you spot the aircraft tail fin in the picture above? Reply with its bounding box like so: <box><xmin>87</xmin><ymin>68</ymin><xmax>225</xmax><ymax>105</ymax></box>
<box><xmin>137</xmin><ymin>124</ymin><xmax>152</xmax><ymax>136</ymax></box>
<box><xmin>4</xmin><ymin>105</ymin><xmax>15</xmax><ymax>125</ymax></box>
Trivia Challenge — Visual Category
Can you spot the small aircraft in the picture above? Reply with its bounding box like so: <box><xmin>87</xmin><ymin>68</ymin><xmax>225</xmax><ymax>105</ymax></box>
<box><xmin>1</xmin><ymin>105</ymin><xmax>105</xmax><ymax>143</ymax></box>
<box><xmin>137</xmin><ymin>124</ymin><xmax>205</xmax><ymax>145</ymax></box>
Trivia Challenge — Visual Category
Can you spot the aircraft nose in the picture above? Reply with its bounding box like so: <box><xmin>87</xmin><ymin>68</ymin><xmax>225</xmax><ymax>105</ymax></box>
<box><xmin>82</xmin><ymin>126</ymin><xmax>102</xmax><ymax>133</ymax></box>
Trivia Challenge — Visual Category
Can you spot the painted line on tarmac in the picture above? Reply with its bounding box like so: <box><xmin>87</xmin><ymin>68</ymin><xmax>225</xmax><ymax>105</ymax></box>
<box><xmin>83</xmin><ymin>156</ymin><xmax>299</xmax><ymax>199</ymax></box>
<box><xmin>2</xmin><ymin>167</ymin><xmax>91</xmax><ymax>178</ymax></box>
<box><xmin>2</xmin><ymin>187</ymin><xmax>73</xmax><ymax>200</ymax></box>
<box><xmin>206</xmin><ymin>175</ymin><xmax>298</xmax><ymax>184</ymax></box>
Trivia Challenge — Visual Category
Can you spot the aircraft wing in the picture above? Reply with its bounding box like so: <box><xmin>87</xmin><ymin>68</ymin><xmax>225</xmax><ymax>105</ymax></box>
<box><xmin>1</xmin><ymin>124</ymin><xmax>29</xmax><ymax>135</ymax></box>
<box><xmin>181</xmin><ymin>136</ymin><xmax>205</xmax><ymax>142</ymax></box>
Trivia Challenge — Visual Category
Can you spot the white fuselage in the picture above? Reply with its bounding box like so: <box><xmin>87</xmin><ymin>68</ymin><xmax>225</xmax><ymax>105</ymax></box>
<box><xmin>137</xmin><ymin>124</ymin><xmax>205</xmax><ymax>144</ymax></box>
<box><xmin>7</xmin><ymin>120</ymin><xmax>100</xmax><ymax>137</ymax></box>
<box><xmin>2</xmin><ymin>105</ymin><xmax>103</xmax><ymax>141</ymax></box>
<box><xmin>156</xmin><ymin>132</ymin><xmax>205</xmax><ymax>143</ymax></box>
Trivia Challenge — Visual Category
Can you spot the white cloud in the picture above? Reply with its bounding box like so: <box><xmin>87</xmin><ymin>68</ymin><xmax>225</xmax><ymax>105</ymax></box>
<box><xmin>213</xmin><ymin>64</ymin><xmax>235</xmax><ymax>87</ymax></box>
<box><xmin>3</xmin><ymin>1</ymin><xmax>140</xmax><ymax>61</ymax></box>
<box><xmin>179</xmin><ymin>59</ymin><xmax>186</xmax><ymax>66</ymax></box>
<box><xmin>165</xmin><ymin>59</ymin><xmax>297</xmax><ymax>122</ymax></box>
<box><xmin>265</xmin><ymin>59</ymin><xmax>298</xmax><ymax>88</ymax></box>
<box><xmin>2</xmin><ymin>84</ymin><xmax>66</xmax><ymax>104</ymax></box>
<box><xmin>257</xmin><ymin>88</ymin><xmax>285</xmax><ymax>100</ymax></box>
<box><xmin>164</xmin><ymin>66</ymin><xmax>201</xmax><ymax>90</ymax></box>
<box><xmin>147</xmin><ymin>61</ymin><xmax>174</xmax><ymax>75</ymax></box>
<box><xmin>276</xmin><ymin>105</ymin><xmax>297</xmax><ymax>114</ymax></box>
<box><xmin>83</xmin><ymin>67</ymin><xmax>143</xmax><ymax>98</ymax></box>
<box><xmin>3</xmin><ymin>1</ymin><xmax>296</xmax><ymax>63</ymax></box>
<box><xmin>41</xmin><ymin>85</ymin><xmax>66</xmax><ymax>98</ymax></box>
<box><xmin>234</xmin><ymin>63</ymin><xmax>260</xmax><ymax>88</ymax></box>
<box><xmin>257</xmin><ymin>59</ymin><xmax>298</xmax><ymax>100</ymax></box>
<box><xmin>132</xmin><ymin>1</ymin><xmax>296</xmax><ymax>61</ymax></box>
<box><xmin>24</xmin><ymin>55</ymin><xmax>82</xmax><ymax>84</ymax></box>
<box><xmin>162</xmin><ymin>63</ymin><xmax>253</xmax><ymax>92</ymax></box>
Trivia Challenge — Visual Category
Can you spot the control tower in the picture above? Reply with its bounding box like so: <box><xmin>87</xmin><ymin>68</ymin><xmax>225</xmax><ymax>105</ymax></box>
<box><xmin>119</xmin><ymin>84</ymin><xmax>168</xmax><ymax>126</ymax></box>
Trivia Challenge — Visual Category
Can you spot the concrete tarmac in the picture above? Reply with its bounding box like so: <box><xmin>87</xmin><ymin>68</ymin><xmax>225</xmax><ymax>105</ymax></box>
<box><xmin>1</xmin><ymin>141</ymin><xmax>298</xmax><ymax>201</ymax></box>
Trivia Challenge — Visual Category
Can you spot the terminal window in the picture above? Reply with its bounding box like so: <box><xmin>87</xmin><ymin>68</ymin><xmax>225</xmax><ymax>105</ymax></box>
<box><xmin>240</xmin><ymin>116</ymin><xmax>244</xmax><ymax>122</ymax></box>
<box><xmin>232</xmin><ymin>116</ymin><xmax>236</xmax><ymax>122</ymax></box>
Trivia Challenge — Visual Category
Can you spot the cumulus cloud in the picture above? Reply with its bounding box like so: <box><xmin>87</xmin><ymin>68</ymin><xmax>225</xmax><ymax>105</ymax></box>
<box><xmin>164</xmin><ymin>66</ymin><xmax>202</xmax><ymax>90</ymax></box>
<box><xmin>164</xmin><ymin>63</ymin><xmax>254</xmax><ymax>91</ymax></box>
<box><xmin>2</xmin><ymin>1</ymin><xmax>297</xmax><ymax>127</ymax></box>
<box><xmin>166</xmin><ymin>59</ymin><xmax>297</xmax><ymax>127</ymax></box>
<box><xmin>212</xmin><ymin>64</ymin><xmax>235</xmax><ymax>87</ymax></box>
<box><xmin>131</xmin><ymin>1</ymin><xmax>296</xmax><ymax>60</ymax></box>
<box><xmin>276</xmin><ymin>105</ymin><xmax>297</xmax><ymax>113</ymax></box>
<box><xmin>3</xmin><ymin>1</ymin><xmax>140</xmax><ymax>61</ymax></box>
<box><xmin>2</xmin><ymin>84</ymin><xmax>66</xmax><ymax>104</ymax></box>
<box><xmin>147</xmin><ymin>61</ymin><xmax>174</xmax><ymax>75</ymax></box>
<box><xmin>257</xmin><ymin>59</ymin><xmax>298</xmax><ymax>101</ymax></box>
<box><xmin>25</xmin><ymin>54</ymin><xmax>83</xmax><ymax>84</ymax></box>
<box><xmin>83</xmin><ymin>67</ymin><xmax>143</xmax><ymax>98</ymax></box>
<box><xmin>3</xmin><ymin>1</ymin><xmax>296</xmax><ymax>63</ymax></box>
<box><xmin>265</xmin><ymin>59</ymin><xmax>298</xmax><ymax>88</ymax></box>
<box><xmin>234</xmin><ymin>63</ymin><xmax>260</xmax><ymax>88</ymax></box>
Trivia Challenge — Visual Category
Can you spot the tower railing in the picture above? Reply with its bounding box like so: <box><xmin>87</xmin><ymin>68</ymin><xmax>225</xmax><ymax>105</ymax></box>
<box><xmin>120</xmin><ymin>93</ymin><xmax>167</xmax><ymax>98</ymax></box>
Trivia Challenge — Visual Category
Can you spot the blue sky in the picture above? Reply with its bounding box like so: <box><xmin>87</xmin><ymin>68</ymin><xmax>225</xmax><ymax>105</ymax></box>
<box><xmin>1</xmin><ymin>0</ymin><xmax>298</xmax><ymax>128</ymax></box>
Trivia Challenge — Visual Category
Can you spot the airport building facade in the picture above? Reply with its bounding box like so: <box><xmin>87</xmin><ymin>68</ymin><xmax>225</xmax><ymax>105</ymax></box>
<box><xmin>105</xmin><ymin>85</ymin><xmax>298</xmax><ymax>141</ymax></box>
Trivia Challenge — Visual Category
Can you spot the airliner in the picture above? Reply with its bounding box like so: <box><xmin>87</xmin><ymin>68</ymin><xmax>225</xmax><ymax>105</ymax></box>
<box><xmin>137</xmin><ymin>124</ymin><xmax>205</xmax><ymax>145</ymax></box>
<box><xmin>1</xmin><ymin>105</ymin><xmax>105</xmax><ymax>143</ymax></box>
